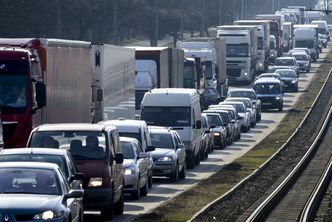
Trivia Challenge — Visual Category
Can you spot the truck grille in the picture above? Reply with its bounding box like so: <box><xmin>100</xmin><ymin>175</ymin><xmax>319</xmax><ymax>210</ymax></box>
<box><xmin>227</xmin><ymin>68</ymin><xmax>241</xmax><ymax>78</ymax></box>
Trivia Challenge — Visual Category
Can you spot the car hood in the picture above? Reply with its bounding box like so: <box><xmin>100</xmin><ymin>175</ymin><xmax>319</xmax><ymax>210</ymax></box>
<box><xmin>282</xmin><ymin>77</ymin><xmax>296</xmax><ymax>81</ymax></box>
<box><xmin>274</xmin><ymin>65</ymin><xmax>297</xmax><ymax>69</ymax></box>
<box><xmin>257</xmin><ymin>93</ymin><xmax>283</xmax><ymax>97</ymax></box>
<box><xmin>151</xmin><ymin>148</ymin><xmax>174</xmax><ymax>159</ymax></box>
<box><xmin>297</xmin><ymin>60</ymin><xmax>309</xmax><ymax>64</ymax></box>
<box><xmin>123</xmin><ymin>159</ymin><xmax>135</xmax><ymax>168</ymax></box>
<box><xmin>0</xmin><ymin>194</ymin><xmax>61</xmax><ymax>211</ymax></box>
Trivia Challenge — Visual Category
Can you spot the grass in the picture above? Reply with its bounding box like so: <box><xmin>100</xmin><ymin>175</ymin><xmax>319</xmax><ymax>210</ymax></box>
<box><xmin>135</xmin><ymin>52</ymin><xmax>332</xmax><ymax>222</ymax></box>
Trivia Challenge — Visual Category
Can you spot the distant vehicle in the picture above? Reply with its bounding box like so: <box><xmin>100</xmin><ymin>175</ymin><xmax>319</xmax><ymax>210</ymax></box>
<box><xmin>288</xmin><ymin>48</ymin><xmax>311</xmax><ymax>58</ymax></box>
<box><xmin>27</xmin><ymin>123</ymin><xmax>125</xmax><ymax>220</ymax></box>
<box><xmin>0</xmin><ymin>148</ymin><xmax>83</xmax><ymax>190</ymax></box>
<box><xmin>273</xmin><ymin>57</ymin><xmax>299</xmax><ymax>76</ymax></box>
<box><xmin>201</xmin><ymin>114</ymin><xmax>216</xmax><ymax>152</ymax></box>
<box><xmin>289</xmin><ymin>52</ymin><xmax>311</xmax><ymax>72</ymax></box>
<box><xmin>227</xmin><ymin>88</ymin><xmax>262</xmax><ymax>122</ymax></box>
<box><xmin>274</xmin><ymin>69</ymin><xmax>299</xmax><ymax>92</ymax></box>
<box><xmin>258</xmin><ymin>73</ymin><xmax>283</xmax><ymax>84</ymax></box>
<box><xmin>120</xmin><ymin>137</ymin><xmax>149</xmax><ymax>199</ymax></box>
<box><xmin>225</xmin><ymin>97</ymin><xmax>257</xmax><ymax>128</ymax></box>
<box><xmin>202</xmin><ymin>87</ymin><xmax>223</xmax><ymax>110</ymax></box>
<box><xmin>0</xmin><ymin>162</ymin><xmax>84</xmax><ymax>222</ymax></box>
<box><xmin>253</xmin><ymin>78</ymin><xmax>284</xmax><ymax>111</ymax></box>
<box><xmin>219</xmin><ymin>101</ymin><xmax>251</xmax><ymax>132</ymax></box>
<box><xmin>202</xmin><ymin>113</ymin><xmax>227</xmax><ymax>148</ymax></box>
<box><xmin>149</xmin><ymin>126</ymin><xmax>186</xmax><ymax>181</ymax></box>
<box><xmin>318</xmin><ymin>33</ymin><xmax>328</xmax><ymax>48</ymax></box>
<box><xmin>311</xmin><ymin>20</ymin><xmax>329</xmax><ymax>40</ymax></box>
<box><xmin>269</xmin><ymin>35</ymin><xmax>278</xmax><ymax>63</ymax></box>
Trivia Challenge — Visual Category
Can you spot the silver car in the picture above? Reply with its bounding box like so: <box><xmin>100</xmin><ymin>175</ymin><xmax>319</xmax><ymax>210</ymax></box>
<box><xmin>121</xmin><ymin>137</ymin><xmax>149</xmax><ymax>199</ymax></box>
<box><xmin>149</xmin><ymin>126</ymin><xmax>186</xmax><ymax>182</ymax></box>
<box><xmin>202</xmin><ymin>113</ymin><xmax>227</xmax><ymax>149</ymax></box>
<box><xmin>225</xmin><ymin>97</ymin><xmax>256</xmax><ymax>127</ymax></box>
<box><xmin>273</xmin><ymin>57</ymin><xmax>300</xmax><ymax>76</ymax></box>
<box><xmin>220</xmin><ymin>101</ymin><xmax>251</xmax><ymax>132</ymax></box>
<box><xmin>290</xmin><ymin>52</ymin><xmax>311</xmax><ymax>72</ymax></box>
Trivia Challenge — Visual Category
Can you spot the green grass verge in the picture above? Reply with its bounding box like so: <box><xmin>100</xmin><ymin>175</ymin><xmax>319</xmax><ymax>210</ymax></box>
<box><xmin>135</xmin><ymin>52</ymin><xmax>332</xmax><ymax>222</ymax></box>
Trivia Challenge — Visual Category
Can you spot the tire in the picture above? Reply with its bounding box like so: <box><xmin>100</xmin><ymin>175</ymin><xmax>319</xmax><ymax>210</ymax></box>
<box><xmin>131</xmin><ymin>179</ymin><xmax>140</xmax><ymax>200</ymax></box>
<box><xmin>187</xmin><ymin>151</ymin><xmax>195</xmax><ymax>169</ymax></box>
<box><xmin>179</xmin><ymin>164</ymin><xmax>186</xmax><ymax>179</ymax></box>
<box><xmin>279</xmin><ymin>105</ymin><xmax>283</xmax><ymax>112</ymax></box>
<box><xmin>78</xmin><ymin>209</ymin><xmax>84</xmax><ymax>222</ymax></box>
<box><xmin>195</xmin><ymin>151</ymin><xmax>200</xmax><ymax>165</ymax></box>
<box><xmin>101</xmin><ymin>190</ymin><xmax>114</xmax><ymax>220</ymax></box>
<box><xmin>114</xmin><ymin>188</ymin><xmax>124</xmax><ymax>215</ymax></box>
<box><xmin>170</xmin><ymin>164</ymin><xmax>179</xmax><ymax>182</ymax></box>
<box><xmin>148</xmin><ymin>171</ymin><xmax>153</xmax><ymax>188</ymax></box>
<box><xmin>140</xmin><ymin>179</ymin><xmax>148</xmax><ymax>196</ymax></box>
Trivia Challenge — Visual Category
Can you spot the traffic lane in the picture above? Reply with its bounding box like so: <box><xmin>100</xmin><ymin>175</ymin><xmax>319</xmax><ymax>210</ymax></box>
<box><xmin>85</xmin><ymin>48</ymin><xmax>331</xmax><ymax>222</ymax></box>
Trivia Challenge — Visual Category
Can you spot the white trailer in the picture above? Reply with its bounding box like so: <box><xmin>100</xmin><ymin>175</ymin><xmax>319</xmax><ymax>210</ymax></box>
<box><xmin>293</xmin><ymin>24</ymin><xmax>319</xmax><ymax>62</ymax></box>
<box><xmin>92</xmin><ymin>44</ymin><xmax>136</xmax><ymax>121</ymax></box>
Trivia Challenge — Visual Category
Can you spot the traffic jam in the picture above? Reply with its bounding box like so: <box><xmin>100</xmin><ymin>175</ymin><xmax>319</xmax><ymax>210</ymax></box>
<box><xmin>0</xmin><ymin>3</ymin><xmax>330</xmax><ymax>222</ymax></box>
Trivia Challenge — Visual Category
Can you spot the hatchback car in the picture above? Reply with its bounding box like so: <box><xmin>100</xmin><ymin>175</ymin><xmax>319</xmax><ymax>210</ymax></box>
<box><xmin>202</xmin><ymin>113</ymin><xmax>227</xmax><ymax>149</ymax></box>
<box><xmin>273</xmin><ymin>57</ymin><xmax>299</xmax><ymax>76</ymax></box>
<box><xmin>288</xmin><ymin>48</ymin><xmax>311</xmax><ymax>61</ymax></box>
<box><xmin>225</xmin><ymin>97</ymin><xmax>256</xmax><ymax>127</ymax></box>
<box><xmin>274</xmin><ymin>69</ymin><xmax>299</xmax><ymax>92</ymax></box>
<box><xmin>219</xmin><ymin>101</ymin><xmax>251</xmax><ymax>132</ymax></box>
<box><xmin>290</xmin><ymin>52</ymin><xmax>311</xmax><ymax>72</ymax></box>
<box><xmin>149</xmin><ymin>127</ymin><xmax>186</xmax><ymax>182</ymax></box>
<box><xmin>227</xmin><ymin>88</ymin><xmax>262</xmax><ymax>122</ymax></box>
<box><xmin>0</xmin><ymin>162</ymin><xmax>84</xmax><ymax>222</ymax></box>
<box><xmin>258</xmin><ymin>73</ymin><xmax>283</xmax><ymax>83</ymax></box>
<box><xmin>120</xmin><ymin>137</ymin><xmax>149</xmax><ymax>199</ymax></box>
<box><xmin>202</xmin><ymin>87</ymin><xmax>223</xmax><ymax>109</ymax></box>
<box><xmin>201</xmin><ymin>114</ymin><xmax>215</xmax><ymax>154</ymax></box>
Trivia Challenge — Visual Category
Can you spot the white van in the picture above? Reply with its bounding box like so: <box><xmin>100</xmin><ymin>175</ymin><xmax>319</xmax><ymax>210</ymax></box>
<box><xmin>140</xmin><ymin>88</ymin><xmax>203</xmax><ymax>169</ymax></box>
<box><xmin>311</xmin><ymin>20</ymin><xmax>329</xmax><ymax>40</ymax></box>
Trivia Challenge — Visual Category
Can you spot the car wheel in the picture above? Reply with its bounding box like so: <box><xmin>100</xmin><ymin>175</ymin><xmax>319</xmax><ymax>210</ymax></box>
<box><xmin>187</xmin><ymin>151</ymin><xmax>195</xmax><ymax>169</ymax></box>
<box><xmin>78</xmin><ymin>208</ymin><xmax>84</xmax><ymax>222</ymax></box>
<box><xmin>140</xmin><ymin>178</ymin><xmax>148</xmax><ymax>196</ymax></box>
<box><xmin>114</xmin><ymin>188</ymin><xmax>124</xmax><ymax>215</ymax></box>
<box><xmin>131</xmin><ymin>178</ymin><xmax>141</xmax><ymax>200</ymax></box>
<box><xmin>195</xmin><ymin>151</ymin><xmax>200</xmax><ymax>165</ymax></box>
<box><xmin>170</xmin><ymin>164</ymin><xmax>179</xmax><ymax>182</ymax></box>
<box><xmin>205</xmin><ymin>147</ymin><xmax>209</xmax><ymax>159</ymax></box>
<box><xmin>279</xmin><ymin>105</ymin><xmax>283</xmax><ymax>112</ymax></box>
<box><xmin>148</xmin><ymin>171</ymin><xmax>153</xmax><ymax>188</ymax></box>
<box><xmin>101</xmin><ymin>190</ymin><xmax>114</xmax><ymax>220</ymax></box>
<box><xmin>179</xmin><ymin>164</ymin><xmax>186</xmax><ymax>179</ymax></box>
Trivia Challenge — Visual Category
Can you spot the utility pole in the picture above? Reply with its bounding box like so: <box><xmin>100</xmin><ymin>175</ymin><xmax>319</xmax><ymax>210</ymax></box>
<box><xmin>153</xmin><ymin>0</ymin><xmax>159</xmax><ymax>46</ymax></box>
<box><xmin>272</xmin><ymin>0</ymin><xmax>275</xmax><ymax>13</ymax></box>
<box><xmin>241</xmin><ymin>0</ymin><xmax>244</xmax><ymax>19</ymax></box>
<box><xmin>113</xmin><ymin>0</ymin><xmax>118</xmax><ymax>45</ymax></box>
<box><xmin>180</xmin><ymin>0</ymin><xmax>184</xmax><ymax>39</ymax></box>
<box><xmin>219</xmin><ymin>0</ymin><xmax>222</xmax><ymax>25</ymax></box>
<box><xmin>57</xmin><ymin>0</ymin><xmax>61</xmax><ymax>38</ymax></box>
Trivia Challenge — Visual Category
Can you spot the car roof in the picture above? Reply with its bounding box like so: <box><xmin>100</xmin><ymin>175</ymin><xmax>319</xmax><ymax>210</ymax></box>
<box><xmin>276</xmin><ymin>56</ymin><xmax>294</xmax><ymax>60</ymax></box>
<box><xmin>292</xmin><ymin>51</ymin><xmax>307</xmax><ymax>55</ymax></box>
<box><xmin>229</xmin><ymin>88</ymin><xmax>256</xmax><ymax>93</ymax></box>
<box><xmin>0</xmin><ymin>148</ymin><xmax>68</xmax><ymax>156</ymax></box>
<box><xmin>0</xmin><ymin>161</ymin><xmax>59</xmax><ymax>170</ymax></box>
<box><xmin>226</xmin><ymin>97</ymin><xmax>251</xmax><ymax>101</ymax></box>
<box><xmin>100</xmin><ymin>119</ymin><xmax>146</xmax><ymax>128</ymax></box>
<box><xmin>119</xmin><ymin>137</ymin><xmax>140</xmax><ymax>143</ymax></box>
<box><xmin>149</xmin><ymin>127</ymin><xmax>175</xmax><ymax>135</ymax></box>
<box><xmin>254</xmin><ymin>77</ymin><xmax>282</xmax><ymax>84</ymax></box>
<box><xmin>274</xmin><ymin>68</ymin><xmax>296</xmax><ymax>72</ymax></box>
<box><xmin>33</xmin><ymin>123</ymin><xmax>115</xmax><ymax>132</ymax></box>
<box><xmin>203</xmin><ymin>109</ymin><xmax>229</xmax><ymax>114</ymax></box>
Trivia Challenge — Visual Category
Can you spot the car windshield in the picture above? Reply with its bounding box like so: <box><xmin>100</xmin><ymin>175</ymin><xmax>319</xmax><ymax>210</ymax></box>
<box><xmin>204</xmin><ymin>88</ymin><xmax>219</xmax><ymax>96</ymax></box>
<box><xmin>29</xmin><ymin>131</ymin><xmax>107</xmax><ymax>160</ymax></box>
<box><xmin>228</xmin><ymin>99</ymin><xmax>251</xmax><ymax>108</ymax></box>
<box><xmin>0</xmin><ymin>168</ymin><xmax>61</xmax><ymax>195</ymax></box>
<box><xmin>228</xmin><ymin>91</ymin><xmax>257</xmax><ymax>100</ymax></box>
<box><xmin>118</xmin><ymin>132</ymin><xmax>141</xmax><ymax>144</ymax></box>
<box><xmin>141</xmin><ymin>106</ymin><xmax>191</xmax><ymax>127</ymax></box>
<box><xmin>275</xmin><ymin>70</ymin><xmax>296</xmax><ymax>78</ymax></box>
<box><xmin>0</xmin><ymin>154</ymin><xmax>68</xmax><ymax>178</ymax></box>
<box><xmin>254</xmin><ymin>83</ymin><xmax>281</xmax><ymax>94</ymax></box>
<box><xmin>183</xmin><ymin>62</ymin><xmax>196</xmax><ymax>88</ymax></box>
<box><xmin>275</xmin><ymin>59</ymin><xmax>294</xmax><ymax>66</ymax></box>
<box><xmin>293</xmin><ymin>54</ymin><xmax>307</xmax><ymax>61</ymax></box>
<box><xmin>121</xmin><ymin>141</ymin><xmax>135</xmax><ymax>159</ymax></box>
<box><xmin>206</xmin><ymin>112</ymin><xmax>229</xmax><ymax>124</ymax></box>
<box><xmin>222</xmin><ymin>103</ymin><xmax>245</xmax><ymax>112</ymax></box>
<box><xmin>206</xmin><ymin>115</ymin><xmax>223</xmax><ymax>126</ymax></box>
<box><xmin>150</xmin><ymin>133</ymin><xmax>174</xmax><ymax>149</ymax></box>
<box><xmin>202</xmin><ymin>61</ymin><xmax>213</xmax><ymax>79</ymax></box>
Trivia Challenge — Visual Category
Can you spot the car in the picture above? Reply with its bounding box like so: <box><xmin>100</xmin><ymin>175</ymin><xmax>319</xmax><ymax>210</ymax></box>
<box><xmin>227</xmin><ymin>88</ymin><xmax>262</xmax><ymax>122</ymax></box>
<box><xmin>253</xmin><ymin>78</ymin><xmax>284</xmax><ymax>112</ymax></box>
<box><xmin>0</xmin><ymin>162</ymin><xmax>84</xmax><ymax>222</ymax></box>
<box><xmin>27</xmin><ymin>123</ymin><xmax>125</xmax><ymax>220</ymax></box>
<box><xmin>149</xmin><ymin>126</ymin><xmax>186</xmax><ymax>182</ymax></box>
<box><xmin>120</xmin><ymin>137</ymin><xmax>149</xmax><ymax>199</ymax></box>
<box><xmin>288</xmin><ymin>48</ymin><xmax>311</xmax><ymax>61</ymax></box>
<box><xmin>273</xmin><ymin>57</ymin><xmax>299</xmax><ymax>76</ymax></box>
<box><xmin>0</xmin><ymin>148</ymin><xmax>84</xmax><ymax>190</ymax></box>
<box><xmin>202</xmin><ymin>87</ymin><xmax>223</xmax><ymax>109</ymax></box>
<box><xmin>258</xmin><ymin>73</ymin><xmax>284</xmax><ymax>89</ymax></box>
<box><xmin>99</xmin><ymin>119</ymin><xmax>155</xmax><ymax>187</ymax></box>
<box><xmin>318</xmin><ymin>33</ymin><xmax>328</xmax><ymax>48</ymax></box>
<box><xmin>202</xmin><ymin>113</ymin><xmax>227</xmax><ymax>148</ymax></box>
<box><xmin>274</xmin><ymin>69</ymin><xmax>299</xmax><ymax>92</ymax></box>
<box><xmin>201</xmin><ymin>113</ymin><xmax>216</xmax><ymax>152</ymax></box>
<box><xmin>219</xmin><ymin>101</ymin><xmax>251</xmax><ymax>132</ymax></box>
<box><xmin>225</xmin><ymin>97</ymin><xmax>257</xmax><ymax>128</ymax></box>
<box><xmin>288</xmin><ymin>52</ymin><xmax>311</xmax><ymax>73</ymax></box>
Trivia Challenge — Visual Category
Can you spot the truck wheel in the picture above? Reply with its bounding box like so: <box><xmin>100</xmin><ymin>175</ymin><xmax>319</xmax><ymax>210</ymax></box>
<box><xmin>114</xmin><ymin>188</ymin><xmax>124</xmax><ymax>215</ymax></box>
<box><xmin>179</xmin><ymin>164</ymin><xmax>186</xmax><ymax>179</ymax></box>
<box><xmin>187</xmin><ymin>151</ymin><xmax>195</xmax><ymax>169</ymax></box>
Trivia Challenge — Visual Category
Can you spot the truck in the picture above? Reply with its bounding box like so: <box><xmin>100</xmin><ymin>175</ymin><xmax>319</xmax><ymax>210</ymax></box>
<box><xmin>129</xmin><ymin>47</ymin><xmax>184</xmax><ymax>111</ymax></box>
<box><xmin>0</xmin><ymin>38</ymin><xmax>135</xmax><ymax>148</ymax></box>
<box><xmin>216</xmin><ymin>26</ymin><xmax>257</xmax><ymax>84</ymax></box>
<box><xmin>256</xmin><ymin>14</ymin><xmax>283</xmax><ymax>57</ymax></box>
<box><xmin>282</xmin><ymin>22</ymin><xmax>293</xmax><ymax>52</ymax></box>
<box><xmin>233</xmin><ymin>20</ymin><xmax>271</xmax><ymax>72</ymax></box>
<box><xmin>287</xmin><ymin>6</ymin><xmax>306</xmax><ymax>24</ymax></box>
<box><xmin>183</xmin><ymin>57</ymin><xmax>205</xmax><ymax>93</ymax></box>
<box><xmin>177</xmin><ymin>38</ymin><xmax>228</xmax><ymax>97</ymax></box>
<box><xmin>293</xmin><ymin>24</ymin><xmax>320</xmax><ymax>62</ymax></box>
<box><xmin>305</xmin><ymin>11</ymin><xmax>321</xmax><ymax>23</ymax></box>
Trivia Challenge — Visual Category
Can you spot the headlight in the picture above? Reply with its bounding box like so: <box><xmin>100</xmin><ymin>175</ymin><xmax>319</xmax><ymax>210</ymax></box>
<box><xmin>124</xmin><ymin>168</ymin><xmax>136</xmax><ymax>176</ymax></box>
<box><xmin>291</xmin><ymin>80</ymin><xmax>296</xmax><ymax>84</ymax></box>
<box><xmin>158</xmin><ymin>156</ymin><xmax>173</xmax><ymax>162</ymax></box>
<box><xmin>88</xmin><ymin>177</ymin><xmax>103</xmax><ymax>187</ymax></box>
<box><xmin>244</xmin><ymin>72</ymin><xmax>248</xmax><ymax>76</ymax></box>
<box><xmin>258</xmin><ymin>62</ymin><xmax>263</xmax><ymax>67</ymax></box>
<box><xmin>276</xmin><ymin>96</ymin><xmax>281</xmax><ymax>100</ymax></box>
<box><xmin>33</xmin><ymin>210</ymin><xmax>64</xmax><ymax>220</ymax></box>
<box><xmin>213</xmin><ymin>132</ymin><xmax>221</xmax><ymax>137</ymax></box>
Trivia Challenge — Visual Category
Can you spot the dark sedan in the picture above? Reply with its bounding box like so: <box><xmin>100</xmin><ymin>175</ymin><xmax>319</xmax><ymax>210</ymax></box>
<box><xmin>274</xmin><ymin>69</ymin><xmax>299</xmax><ymax>92</ymax></box>
<box><xmin>0</xmin><ymin>162</ymin><xmax>83</xmax><ymax>222</ymax></box>
<box><xmin>202</xmin><ymin>87</ymin><xmax>223</xmax><ymax>109</ymax></box>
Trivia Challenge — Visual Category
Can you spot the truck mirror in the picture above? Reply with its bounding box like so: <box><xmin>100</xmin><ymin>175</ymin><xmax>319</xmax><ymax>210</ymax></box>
<box><xmin>35</xmin><ymin>81</ymin><xmax>46</xmax><ymax>108</ymax></box>
<box><xmin>195</xmin><ymin>120</ymin><xmax>202</xmax><ymax>129</ymax></box>
<box><xmin>97</xmin><ymin>89</ymin><xmax>103</xmax><ymax>102</ymax></box>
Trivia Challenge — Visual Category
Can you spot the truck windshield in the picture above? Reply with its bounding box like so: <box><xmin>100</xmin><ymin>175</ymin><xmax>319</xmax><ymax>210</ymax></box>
<box><xmin>202</xmin><ymin>61</ymin><xmax>213</xmax><ymax>79</ymax></box>
<box><xmin>258</xmin><ymin>37</ymin><xmax>264</xmax><ymax>50</ymax></box>
<box><xmin>136</xmin><ymin>60</ymin><xmax>157</xmax><ymax>87</ymax></box>
<box><xmin>226</xmin><ymin>44</ymin><xmax>249</xmax><ymax>57</ymax></box>
<box><xmin>318</xmin><ymin>28</ymin><xmax>326</xmax><ymax>35</ymax></box>
<box><xmin>29</xmin><ymin>131</ymin><xmax>107</xmax><ymax>160</ymax></box>
<box><xmin>141</xmin><ymin>106</ymin><xmax>191</xmax><ymax>127</ymax></box>
<box><xmin>254</xmin><ymin>83</ymin><xmax>281</xmax><ymax>94</ymax></box>
<box><xmin>183</xmin><ymin>62</ymin><xmax>196</xmax><ymax>88</ymax></box>
<box><xmin>295</xmin><ymin>40</ymin><xmax>314</xmax><ymax>49</ymax></box>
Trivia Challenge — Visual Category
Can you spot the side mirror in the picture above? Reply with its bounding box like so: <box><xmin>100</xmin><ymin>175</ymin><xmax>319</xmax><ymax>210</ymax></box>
<box><xmin>195</xmin><ymin>120</ymin><xmax>202</xmax><ymax>129</ymax></box>
<box><xmin>64</xmin><ymin>190</ymin><xmax>84</xmax><ymax>200</ymax></box>
<box><xmin>224</xmin><ymin>123</ymin><xmax>228</xmax><ymax>127</ymax></box>
<box><xmin>138</xmin><ymin>152</ymin><xmax>148</xmax><ymax>159</ymax></box>
<box><xmin>114</xmin><ymin>153</ymin><xmax>124</xmax><ymax>164</ymax></box>
<box><xmin>146</xmin><ymin>145</ymin><xmax>155</xmax><ymax>152</ymax></box>
<box><xmin>231</xmin><ymin>120</ymin><xmax>235</xmax><ymax>124</ymax></box>
<box><xmin>69</xmin><ymin>173</ymin><xmax>85</xmax><ymax>182</ymax></box>
<box><xmin>176</xmin><ymin>144</ymin><xmax>185</xmax><ymax>149</ymax></box>
<box><xmin>35</xmin><ymin>81</ymin><xmax>46</xmax><ymax>108</ymax></box>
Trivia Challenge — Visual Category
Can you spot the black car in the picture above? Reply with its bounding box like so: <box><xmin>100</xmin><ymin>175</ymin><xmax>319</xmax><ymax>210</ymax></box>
<box><xmin>202</xmin><ymin>88</ymin><xmax>223</xmax><ymax>109</ymax></box>
<box><xmin>274</xmin><ymin>69</ymin><xmax>299</xmax><ymax>92</ymax></box>
<box><xmin>0</xmin><ymin>162</ymin><xmax>84</xmax><ymax>222</ymax></box>
<box><xmin>0</xmin><ymin>148</ymin><xmax>84</xmax><ymax>190</ymax></box>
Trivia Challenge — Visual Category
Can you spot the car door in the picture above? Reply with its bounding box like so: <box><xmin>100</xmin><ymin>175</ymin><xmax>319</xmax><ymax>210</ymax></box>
<box><xmin>173</xmin><ymin>132</ymin><xmax>186</xmax><ymax>168</ymax></box>
<box><xmin>135</xmin><ymin>141</ymin><xmax>148</xmax><ymax>184</ymax></box>
<box><xmin>110</xmin><ymin>130</ymin><xmax>123</xmax><ymax>198</ymax></box>
<box><xmin>66</xmin><ymin>154</ymin><xmax>82</xmax><ymax>190</ymax></box>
